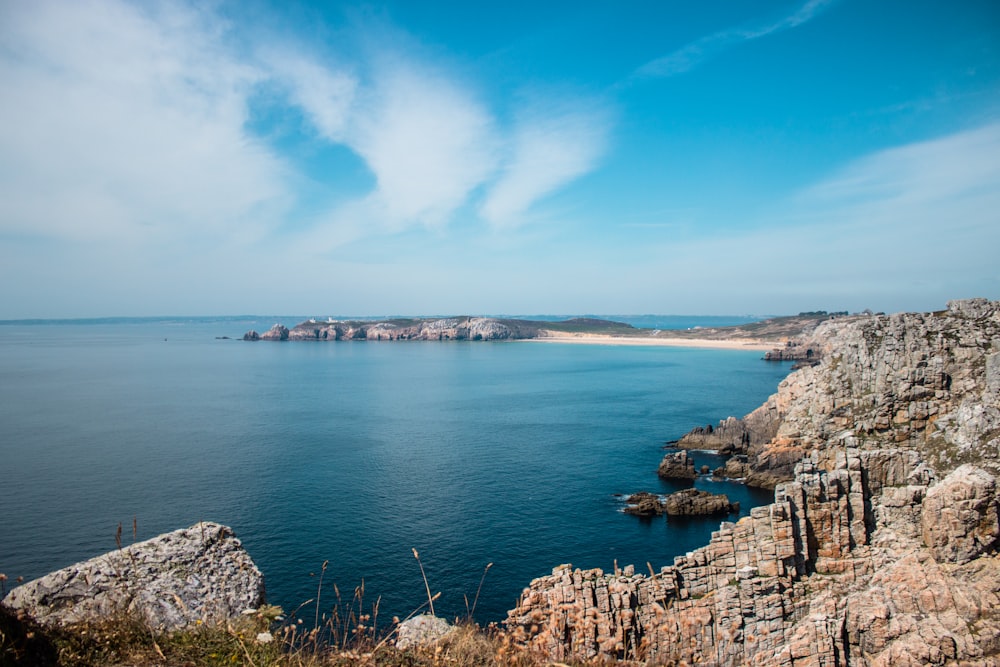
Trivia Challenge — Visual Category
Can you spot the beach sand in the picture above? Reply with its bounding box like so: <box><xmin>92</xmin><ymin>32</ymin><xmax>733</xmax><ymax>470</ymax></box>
<box><xmin>525</xmin><ymin>331</ymin><xmax>778</xmax><ymax>351</ymax></box>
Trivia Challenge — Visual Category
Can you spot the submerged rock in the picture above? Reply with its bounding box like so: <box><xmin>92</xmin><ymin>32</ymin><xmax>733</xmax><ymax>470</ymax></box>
<box><xmin>2</xmin><ymin>522</ymin><xmax>265</xmax><ymax>630</ymax></box>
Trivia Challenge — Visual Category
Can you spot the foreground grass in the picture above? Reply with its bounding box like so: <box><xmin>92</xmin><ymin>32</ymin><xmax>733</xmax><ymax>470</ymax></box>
<box><xmin>3</xmin><ymin>602</ymin><xmax>637</xmax><ymax>667</ymax></box>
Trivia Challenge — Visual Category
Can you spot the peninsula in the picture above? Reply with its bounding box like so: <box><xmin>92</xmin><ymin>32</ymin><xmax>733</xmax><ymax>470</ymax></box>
<box><xmin>242</xmin><ymin>311</ymin><xmax>851</xmax><ymax>352</ymax></box>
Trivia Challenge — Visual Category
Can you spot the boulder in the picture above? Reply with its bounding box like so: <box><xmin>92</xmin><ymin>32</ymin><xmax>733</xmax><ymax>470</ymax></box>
<box><xmin>395</xmin><ymin>614</ymin><xmax>453</xmax><ymax>649</ymax></box>
<box><xmin>921</xmin><ymin>464</ymin><xmax>1000</xmax><ymax>564</ymax></box>
<box><xmin>2</xmin><ymin>522</ymin><xmax>265</xmax><ymax>630</ymax></box>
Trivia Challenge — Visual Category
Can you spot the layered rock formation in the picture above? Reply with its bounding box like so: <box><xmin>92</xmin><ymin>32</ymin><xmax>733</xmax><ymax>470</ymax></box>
<box><xmin>508</xmin><ymin>446</ymin><xmax>1000</xmax><ymax>664</ymax></box>
<box><xmin>2</xmin><ymin>522</ymin><xmax>265</xmax><ymax>631</ymax></box>
<box><xmin>507</xmin><ymin>299</ymin><xmax>1000</xmax><ymax>664</ymax></box>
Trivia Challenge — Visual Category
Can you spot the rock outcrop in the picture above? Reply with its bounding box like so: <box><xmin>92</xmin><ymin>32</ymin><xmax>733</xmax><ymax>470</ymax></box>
<box><xmin>656</xmin><ymin>450</ymin><xmax>697</xmax><ymax>480</ymax></box>
<box><xmin>509</xmin><ymin>299</ymin><xmax>1000</xmax><ymax>664</ymax></box>
<box><xmin>2</xmin><ymin>522</ymin><xmax>265</xmax><ymax>631</ymax></box>
<box><xmin>670</xmin><ymin>298</ymin><xmax>1000</xmax><ymax>488</ymax></box>
<box><xmin>508</xmin><ymin>447</ymin><xmax>1000</xmax><ymax>664</ymax></box>
<box><xmin>625</xmin><ymin>490</ymin><xmax>739</xmax><ymax>517</ymax></box>
<box><xmin>763</xmin><ymin>340</ymin><xmax>820</xmax><ymax>363</ymax></box>
<box><xmin>260</xmin><ymin>324</ymin><xmax>289</xmax><ymax>341</ymax></box>
<box><xmin>921</xmin><ymin>463</ymin><xmax>1000</xmax><ymax>565</ymax></box>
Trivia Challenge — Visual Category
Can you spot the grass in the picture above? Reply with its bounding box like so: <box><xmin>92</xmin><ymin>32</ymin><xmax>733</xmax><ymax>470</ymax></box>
<box><xmin>1</xmin><ymin>550</ymin><xmax>635</xmax><ymax>667</ymax></box>
<box><xmin>0</xmin><ymin>601</ymin><xmax>566</xmax><ymax>667</ymax></box>
<box><xmin>2</xmin><ymin>526</ymin><xmax>648</xmax><ymax>667</ymax></box>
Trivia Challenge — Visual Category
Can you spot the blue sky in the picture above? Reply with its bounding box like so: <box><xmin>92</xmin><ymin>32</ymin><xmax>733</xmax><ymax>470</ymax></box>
<box><xmin>1</xmin><ymin>0</ymin><xmax>998</xmax><ymax>318</ymax></box>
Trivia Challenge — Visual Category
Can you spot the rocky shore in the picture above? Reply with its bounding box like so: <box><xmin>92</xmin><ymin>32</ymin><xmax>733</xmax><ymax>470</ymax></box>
<box><xmin>5</xmin><ymin>300</ymin><xmax>998</xmax><ymax>665</ymax></box>
<box><xmin>506</xmin><ymin>299</ymin><xmax>1000</xmax><ymax>664</ymax></box>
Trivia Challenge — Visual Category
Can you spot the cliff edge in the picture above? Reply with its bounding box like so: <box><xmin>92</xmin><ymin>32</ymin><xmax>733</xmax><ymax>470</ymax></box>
<box><xmin>506</xmin><ymin>299</ymin><xmax>1000</xmax><ymax>665</ymax></box>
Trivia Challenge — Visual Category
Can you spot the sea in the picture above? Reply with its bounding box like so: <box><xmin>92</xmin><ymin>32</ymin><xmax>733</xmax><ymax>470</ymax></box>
<box><xmin>0</xmin><ymin>315</ymin><xmax>792</xmax><ymax>626</ymax></box>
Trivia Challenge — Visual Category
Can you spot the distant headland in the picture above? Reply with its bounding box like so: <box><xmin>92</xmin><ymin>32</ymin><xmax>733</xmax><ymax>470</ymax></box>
<box><xmin>242</xmin><ymin>311</ymin><xmax>858</xmax><ymax>353</ymax></box>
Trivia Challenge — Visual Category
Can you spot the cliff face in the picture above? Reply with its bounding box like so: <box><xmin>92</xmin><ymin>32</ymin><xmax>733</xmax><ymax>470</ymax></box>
<box><xmin>676</xmin><ymin>298</ymin><xmax>1000</xmax><ymax>488</ymax></box>
<box><xmin>507</xmin><ymin>299</ymin><xmax>1000</xmax><ymax>665</ymax></box>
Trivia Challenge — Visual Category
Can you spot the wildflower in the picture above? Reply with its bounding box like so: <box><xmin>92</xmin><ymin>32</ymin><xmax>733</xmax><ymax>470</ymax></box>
<box><xmin>256</xmin><ymin>631</ymin><xmax>274</xmax><ymax>644</ymax></box>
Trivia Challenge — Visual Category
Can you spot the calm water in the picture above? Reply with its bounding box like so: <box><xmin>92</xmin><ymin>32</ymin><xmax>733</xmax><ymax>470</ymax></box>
<box><xmin>0</xmin><ymin>317</ymin><xmax>789</xmax><ymax>624</ymax></box>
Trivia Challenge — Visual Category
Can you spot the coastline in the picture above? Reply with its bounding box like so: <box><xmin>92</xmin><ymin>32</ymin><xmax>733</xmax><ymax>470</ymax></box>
<box><xmin>524</xmin><ymin>331</ymin><xmax>776</xmax><ymax>351</ymax></box>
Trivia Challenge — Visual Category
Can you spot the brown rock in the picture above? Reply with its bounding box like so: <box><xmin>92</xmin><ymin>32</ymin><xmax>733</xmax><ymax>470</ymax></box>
<box><xmin>661</xmin><ymin>488</ymin><xmax>738</xmax><ymax>516</ymax></box>
<box><xmin>656</xmin><ymin>450</ymin><xmax>697</xmax><ymax>480</ymax></box>
<box><xmin>921</xmin><ymin>464</ymin><xmax>1000</xmax><ymax>564</ymax></box>
<box><xmin>623</xmin><ymin>492</ymin><xmax>665</xmax><ymax>516</ymax></box>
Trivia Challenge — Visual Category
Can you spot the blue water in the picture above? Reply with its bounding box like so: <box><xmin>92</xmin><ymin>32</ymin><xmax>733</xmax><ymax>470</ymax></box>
<box><xmin>0</xmin><ymin>317</ymin><xmax>790</xmax><ymax>625</ymax></box>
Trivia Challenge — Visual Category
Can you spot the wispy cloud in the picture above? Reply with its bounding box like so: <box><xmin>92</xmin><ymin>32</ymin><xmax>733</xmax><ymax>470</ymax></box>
<box><xmin>346</xmin><ymin>63</ymin><xmax>500</xmax><ymax>230</ymax></box>
<box><xmin>0</xmin><ymin>0</ymin><xmax>612</xmax><ymax>256</ymax></box>
<box><xmin>633</xmin><ymin>0</ymin><xmax>837</xmax><ymax>79</ymax></box>
<box><xmin>264</xmin><ymin>51</ymin><xmax>358</xmax><ymax>143</ymax></box>
<box><xmin>480</xmin><ymin>101</ymin><xmax>611</xmax><ymax>229</ymax></box>
<box><xmin>626</xmin><ymin>122</ymin><xmax>1000</xmax><ymax>312</ymax></box>
<box><xmin>0</xmin><ymin>0</ymin><xmax>287</xmax><ymax>244</ymax></box>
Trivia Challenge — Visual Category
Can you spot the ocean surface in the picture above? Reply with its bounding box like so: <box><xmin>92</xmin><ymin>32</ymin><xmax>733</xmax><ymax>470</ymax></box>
<box><xmin>0</xmin><ymin>316</ymin><xmax>791</xmax><ymax>626</ymax></box>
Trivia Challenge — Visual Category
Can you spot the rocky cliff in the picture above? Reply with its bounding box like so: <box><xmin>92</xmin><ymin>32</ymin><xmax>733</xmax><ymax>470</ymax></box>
<box><xmin>674</xmin><ymin>298</ymin><xmax>1000</xmax><ymax>488</ymax></box>
<box><xmin>506</xmin><ymin>299</ymin><xmax>1000</xmax><ymax>665</ymax></box>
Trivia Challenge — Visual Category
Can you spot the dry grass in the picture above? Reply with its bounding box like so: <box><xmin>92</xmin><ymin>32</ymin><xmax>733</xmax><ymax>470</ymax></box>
<box><xmin>1</xmin><ymin>599</ymin><xmax>655</xmax><ymax>667</ymax></box>
<box><xmin>0</xmin><ymin>603</ymin><xmax>549</xmax><ymax>667</ymax></box>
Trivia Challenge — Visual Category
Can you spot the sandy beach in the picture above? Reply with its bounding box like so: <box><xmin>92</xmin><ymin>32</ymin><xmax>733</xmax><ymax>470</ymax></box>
<box><xmin>525</xmin><ymin>331</ymin><xmax>778</xmax><ymax>351</ymax></box>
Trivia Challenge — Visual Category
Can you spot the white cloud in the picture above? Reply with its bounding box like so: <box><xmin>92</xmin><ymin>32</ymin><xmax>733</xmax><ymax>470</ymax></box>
<box><xmin>0</xmin><ymin>0</ymin><xmax>611</xmax><ymax>255</ymax></box>
<box><xmin>627</xmin><ymin>122</ymin><xmax>1000</xmax><ymax>312</ymax></box>
<box><xmin>480</xmin><ymin>105</ymin><xmax>610</xmax><ymax>229</ymax></box>
<box><xmin>347</xmin><ymin>64</ymin><xmax>500</xmax><ymax>229</ymax></box>
<box><xmin>0</xmin><ymin>0</ymin><xmax>288</xmax><ymax>244</ymax></box>
<box><xmin>634</xmin><ymin>0</ymin><xmax>837</xmax><ymax>78</ymax></box>
<box><xmin>799</xmin><ymin>122</ymin><xmax>1000</xmax><ymax>215</ymax></box>
<box><xmin>263</xmin><ymin>51</ymin><xmax>357</xmax><ymax>142</ymax></box>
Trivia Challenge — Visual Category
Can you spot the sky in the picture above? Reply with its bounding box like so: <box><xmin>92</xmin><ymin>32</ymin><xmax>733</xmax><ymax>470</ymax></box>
<box><xmin>1</xmin><ymin>0</ymin><xmax>999</xmax><ymax>318</ymax></box>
